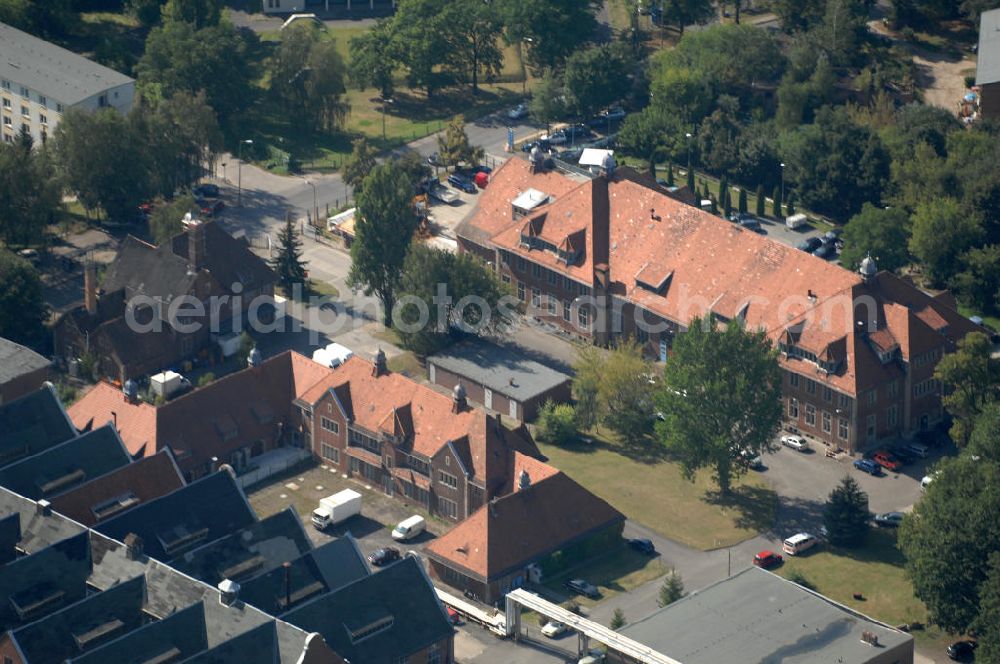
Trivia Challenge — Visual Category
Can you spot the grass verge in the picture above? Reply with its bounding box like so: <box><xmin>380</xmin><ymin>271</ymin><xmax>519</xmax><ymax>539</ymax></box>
<box><xmin>536</xmin><ymin>434</ymin><xmax>776</xmax><ymax>550</ymax></box>
<box><xmin>543</xmin><ymin>544</ymin><xmax>667</xmax><ymax>608</ymax></box>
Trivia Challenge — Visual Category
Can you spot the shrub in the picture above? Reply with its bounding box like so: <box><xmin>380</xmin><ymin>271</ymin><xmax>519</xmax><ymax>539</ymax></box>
<box><xmin>535</xmin><ymin>400</ymin><xmax>578</xmax><ymax>445</ymax></box>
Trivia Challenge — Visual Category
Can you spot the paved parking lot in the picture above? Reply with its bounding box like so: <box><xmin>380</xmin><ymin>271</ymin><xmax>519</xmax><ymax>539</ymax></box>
<box><xmin>247</xmin><ymin>462</ymin><xmax>443</xmax><ymax>560</ymax></box>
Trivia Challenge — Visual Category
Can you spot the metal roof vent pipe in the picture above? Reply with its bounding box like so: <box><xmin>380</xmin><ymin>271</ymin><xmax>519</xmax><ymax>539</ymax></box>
<box><xmin>36</xmin><ymin>499</ymin><xmax>51</xmax><ymax>517</ymax></box>
<box><xmin>218</xmin><ymin>579</ymin><xmax>241</xmax><ymax>606</ymax></box>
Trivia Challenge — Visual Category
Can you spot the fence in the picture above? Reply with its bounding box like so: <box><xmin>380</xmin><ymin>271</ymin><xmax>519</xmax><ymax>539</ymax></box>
<box><xmin>236</xmin><ymin>447</ymin><xmax>313</xmax><ymax>490</ymax></box>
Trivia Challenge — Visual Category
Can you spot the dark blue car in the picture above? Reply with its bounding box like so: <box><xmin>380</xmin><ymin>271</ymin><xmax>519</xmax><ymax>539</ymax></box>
<box><xmin>853</xmin><ymin>458</ymin><xmax>883</xmax><ymax>476</ymax></box>
<box><xmin>447</xmin><ymin>174</ymin><xmax>477</xmax><ymax>194</ymax></box>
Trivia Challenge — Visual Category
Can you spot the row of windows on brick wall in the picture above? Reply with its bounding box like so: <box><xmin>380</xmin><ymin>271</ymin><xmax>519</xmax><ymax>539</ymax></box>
<box><xmin>320</xmin><ymin>417</ymin><xmax>339</xmax><ymax>434</ymax></box>
<box><xmin>788</xmin><ymin>399</ymin><xmax>850</xmax><ymax>441</ymax></box>
<box><xmin>321</xmin><ymin>444</ymin><xmax>340</xmax><ymax>465</ymax></box>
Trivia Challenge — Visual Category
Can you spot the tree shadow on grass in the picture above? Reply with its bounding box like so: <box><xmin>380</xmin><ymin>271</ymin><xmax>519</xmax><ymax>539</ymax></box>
<box><xmin>830</xmin><ymin>528</ymin><xmax>907</xmax><ymax>567</ymax></box>
<box><xmin>704</xmin><ymin>484</ymin><xmax>778</xmax><ymax>534</ymax></box>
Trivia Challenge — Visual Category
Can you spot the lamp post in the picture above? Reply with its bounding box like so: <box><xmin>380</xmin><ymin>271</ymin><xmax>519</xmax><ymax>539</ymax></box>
<box><xmin>237</xmin><ymin>139</ymin><xmax>253</xmax><ymax>207</ymax></box>
<box><xmin>304</xmin><ymin>179</ymin><xmax>317</xmax><ymax>224</ymax></box>
<box><xmin>520</xmin><ymin>38</ymin><xmax>533</xmax><ymax>96</ymax></box>
<box><xmin>780</xmin><ymin>162</ymin><xmax>786</xmax><ymax>214</ymax></box>
<box><xmin>685</xmin><ymin>132</ymin><xmax>693</xmax><ymax>171</ymax></box>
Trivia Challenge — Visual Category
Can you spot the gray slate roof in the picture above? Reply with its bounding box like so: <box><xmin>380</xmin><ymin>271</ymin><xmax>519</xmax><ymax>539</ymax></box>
<box><xmin>284</xmin><ymin>556</ymin><xmax>453</xmax><ymax>663</ymax></box>
<box><xmin>977</xmin><ymin>9</ymin><xmax>1000</xmax><ymax>85</ymax></box>
<box><xmin>0</xmin><ymin>486</ymin><xmax>84</xmax><ymax>554</ymax></box>
<box><xmin>0</xmin><ymin>336</ymin><xmax>49</xmax><ymax>384</ymax></box>
<box><xmin>0</xmin><ymin>22</ymin><xmax>133</xmax><ymax>106</ymax></box>
<box><xmin>172</xmin><ymin>508</ymin><xmax>314</xmax><ymax>586</ymax></box>
<box><xmin>69</xmin><ymin>601</ymin><xmax>211</xmax><ymax>664</ymax></box>
<box><xmin>239</xmin><ymin>536</ymin><xmax>370</xmax><ymax>616</ymax></box>
<box><xmin>617</xmin><ymin>566</ymin><xmax>913</xmax><ymax>664</ymax></box>
<box><xmin>95</xmin><ymin>470</ymin><xmax>257</xmax><ymax>563</ymax></box>
<box><xmin>428</xmin><ymin>340</ymin><xmax>570</xmax><ymax>402</ymax></box>
<box><xmin>0</xmin><ymin>531</ymin><xmax>92</xmax><ymax>631</ymax></box>
<box><xmin>0</xmin><ymin>385</ymin><xmax>77</xmax><ymax>464</ymax></box>
<box><xmin>0</xmin><ymin>424</ymin><xmax>131</xmax><ymax>500</ymax></box>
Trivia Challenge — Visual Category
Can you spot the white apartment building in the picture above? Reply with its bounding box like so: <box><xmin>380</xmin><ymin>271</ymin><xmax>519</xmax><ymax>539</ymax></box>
<box><xmin>0</xmin><ymin>22</ymin><xmax>135</xmax><ymax>146</ymax></box>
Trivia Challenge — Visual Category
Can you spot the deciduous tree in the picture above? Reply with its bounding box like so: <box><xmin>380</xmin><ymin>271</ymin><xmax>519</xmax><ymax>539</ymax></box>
<box><xmin>441</xmin><ymin>0</ymin><xmax>503</xmax><ymax>94</ymax></box>
<box><xmin>394</xmin><ymin>243</ymin><xmax>515</xmax><ymax>356</ymax></box>
<box><xmin>0</xmin><ymin>249</ymin><xmax>46</xmax><ymax>349</ymax></box>
<box><xmin>909</xmin><ymin>197</ymin><xmax>982</xmax><ymax>286</ymax></box>
<box><xmin>571</xmin><ymin>342</ymin><xmax>655</xmax><ymax>441</ymax></box>
<box><xmin>348</xmin><ymin>162</ymin><xmax>420</xmax><ymax>324</ymax></box>
<box><xmin>535</xmin><ymin>401</ymin><xmax>579</xmax><ymax>445</ymax></box>
<box><xmin>498</xmin><ymin>0</ymin><xmax>601</xmax><ymax>73</ymax></box>
<box><xmin>840</xmin><ymin>203</ymin><xmax>912</xmax><ymax>273</ymax></box>
<box><xmin>661</xmin><ymin>0</ymin><xmax>715</xmax><ymax>34</ymax></box>
<box><xmin>934</xmin><ymin>332</ymin><xmax>1000</xmax><ymax>446</ymax></box>
<box><xmin>342</xmin><ymin>139</ymin><xmax>379</xmax><ymax>191</ymax></box>
<box><xmin>437</xmin><ymin>116</ymin><xmax>484</xmax><ymax>169</ymax></box>
<box><xmin>528</xmin><ymin>68</ymin><xmax>566</xmax><ymax>131</ymax></box>
<box><xmin>149</xmin><ymin>193</ymin><xmax>197</xmax><ymax>245</ymax></box>
<box><xmin>952</xmin><ymin>245</ymin><xmax>1000</xmax><ymax>315</ymax></box>
<box><xmin>563</xmin><ymin>44</ymin><xmax>632</xmax><ymax>119</ymax></box>
<box><xmin>0</xmin><ymin>134</ymin><xmax>59</xmax><ymax>245</ymax></box>
<box><xmin>348</xmin><ymin>21</ymin><xmax>397</xmax><ymax>98</ymax></box>
<box><xmin>655</xmin><ymin>317</ymin><xmax>782</xmax><ymax>495</ymax></box>
<box><xmin>161</xmin><ymin>0</ymin><xmax>220</xmax><ymax>28</ymax></box>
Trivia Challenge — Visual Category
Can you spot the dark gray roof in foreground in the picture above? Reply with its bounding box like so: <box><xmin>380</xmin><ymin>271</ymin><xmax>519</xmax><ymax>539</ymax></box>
<box><xmin>284</xmin><ymin>556</ymin><xmax>452</xmax><ymax>663</ymax></box>
<box><xmin>0</xmin><ymin>487</ymin><xmax>85</xmax><ymax>554</ymax></box>
<box><xmin>239</xmin><ymin>536</ymin><xmax>370</xmax><ymax>616</ymax></box>
<box><xmin>0</xmin><ymin>337</ymin><xmax>49</xmax><ymax>384</ymax></box>
<box><xmin>0</xmin><ymin>385</ymin><xmax>77</xmax><ymax>464</ymax></box>
<box><xmin>69</xmin><ymin>601</ymin><xmax>210</xmax><ymax>664</ymax></box>
<box><xmin>172</xmin><ymin>508</ymin><xmax>314</xmax><ymax>586</ymax></box>
<box><xmin>977</xmin><ymin>9</ymin><xmax>1000</xmax><ymax>85</ymax></box>
<box><xmin>0</xmin><ymin>22</ymin><xmax>133</xmax><ymax>106</ymax></box>
<box><xmin>428</xmin><ymin>339</ymin><xmax>570</xmax><ymax>401</ymax></box>
<box><xmin>0</xmin><ymin>531</ymin><xmax>91</xmax><ymax>631</ymax></box>
<box><xmin>617</xmin><ymin>566</ymin><xmax>913</xmax><ymax>664</ymax></box>
<box><xmin>95</xmin><ymin>470</ymin><xmax>257</xmax><ymax>563</ymax></box>
<box><xmin>0</xmin><ymin>425</ymin><xmax>131</xmax><ymax>500</ymax></box>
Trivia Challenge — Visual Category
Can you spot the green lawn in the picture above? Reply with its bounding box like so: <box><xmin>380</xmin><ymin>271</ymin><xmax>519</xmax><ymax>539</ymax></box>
<box><xmin>387</xmin><ymin>351</ymin><xmax>426</xmax><ymax>379</ymax></box>
<box><xmin>776</xmin><ymin>529</ymin><xmax>955</xmax><ymax>650</ymax></box>
<box><xmin>536</xmin><ymin>435</ymin><xmax>776</xmax><ymax>550</ymax></box>
<box><xmin>309</xmin><ymin>279</ymin><xmax>340</xmax><ymax>299</ymax></box>
<box><xmin>254</xmin><ymin>24</ymin><xmax>529</xmax><ymax>173</ymax></box>
<box><xmin>543</xmin><ymin>544</ymin><xmax>667</xmax><ymax>608</ymax></box>
<box><xmin>957</xmin><ymin>304</ymin><xmax>1000</xmax><ymax>331</ymax></box>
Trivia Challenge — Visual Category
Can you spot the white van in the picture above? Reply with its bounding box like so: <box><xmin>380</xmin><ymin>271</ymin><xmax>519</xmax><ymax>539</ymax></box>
<box><xmin>782</xmin><ymin>533</ymin><xmax>818</xmax><ymax>556</ymax></box>
<box><xmin>903</xmin><ymin>442</ymin><xmax>930</xmax><ymax>459</ymax></box>
<box><xmin>921</xmin><ymin>474</ymin><xmax>934</xmax><ymax>491</ymax></box>
<box><xmin>392</xmin><ymin>515</ymin><xmax>426</xmax><ymax>542</ymax></box>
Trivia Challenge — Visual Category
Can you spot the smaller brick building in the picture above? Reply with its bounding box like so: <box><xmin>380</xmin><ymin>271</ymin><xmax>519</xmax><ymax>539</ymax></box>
<box><xmin>427</xmin><ymin>339</ymin><xmax>571</xmax><ymax>422</ymax></box>
<box><xmin>296</xmin><ymin>351</ymin><xmax>547</xmax><ymax>523</ymax></box>
<box><xmin>424</xmin><ymin>458</ymin><xmax>625</xmax><ymax>604</ymax></box>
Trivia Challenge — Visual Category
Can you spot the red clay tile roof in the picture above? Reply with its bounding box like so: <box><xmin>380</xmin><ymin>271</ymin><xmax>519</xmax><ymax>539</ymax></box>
<box><xmin>425</xmin><ymin>470</ymin><xmax>624</xmax><ymax>581</ymax></box>
<box><xmin>69</xmin><ymin>352</ymin><xmax>333</xmax><ymax>467</ymax></box>
<box><xmin>69</xmin><ymin>382</ymin><xmax>157</xmax><ymax>457</ymax></box>
<box><xmin>48</xmin><ymin>450</ymin><xmax>184</xmax><ymax>526</ymax></box>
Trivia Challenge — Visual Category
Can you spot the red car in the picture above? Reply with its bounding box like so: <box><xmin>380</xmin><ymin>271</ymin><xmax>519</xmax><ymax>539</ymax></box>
<box><xmin>753</xmin><ymin>550</ymin><xmax>783</xmax><ymax>569</ymax></box>
<box><xmin>446</xmin><ymin>607</ymin><xmax>460</xmax><ymax>625</ymax></box>
<box><xmin>872</xmin><ymin>451</ymin><xmax>902</xmax><ymax>472</ymax></box>
<box><xmin>200</xmin><ymin>199</ymin><xmax>225</xmax><ymax>217</ymax></box>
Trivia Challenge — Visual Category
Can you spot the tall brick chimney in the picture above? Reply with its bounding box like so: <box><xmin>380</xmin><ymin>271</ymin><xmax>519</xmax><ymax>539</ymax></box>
<box><xmin>591</xmin><ymin>174</ymin><xmax>612</xmax><ymax>346</ymax></box>
<box><xmin>186</xmin><ymin>216</ymin><xmax>206</xmax><ymax>270</ymax></box>
<box><xmin>84</xmin><ymin>261</ymin><xmax>99</xmax><ymax>316</ymax></box>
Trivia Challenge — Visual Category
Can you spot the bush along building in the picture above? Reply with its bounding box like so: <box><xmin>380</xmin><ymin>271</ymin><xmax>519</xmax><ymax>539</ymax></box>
<box><xmin>457</xmin><ymin>154</ymin><xmax>983</xmax><ymax>453</ymax></box>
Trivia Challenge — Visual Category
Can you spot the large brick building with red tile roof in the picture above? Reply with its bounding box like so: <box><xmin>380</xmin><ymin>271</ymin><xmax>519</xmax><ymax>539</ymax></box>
<box><xmin>294</xmin><ymin>351</ymin><xmax>547</xmax><ymax>522</ymax></box>
<box><xmin>458</xmin><ymin>157</ymin><xmax>984</xmax><ymax>452</ymax></box>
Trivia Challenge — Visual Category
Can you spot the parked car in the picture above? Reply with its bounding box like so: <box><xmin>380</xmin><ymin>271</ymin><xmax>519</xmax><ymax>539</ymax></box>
<box><xmin>947</xmin><ymin>640</ymin><xmax>977</xmax><ymax>661</ymax></box>
<box><xmin>781</xmin><ymin>435</ymin><xmax>809</xmax><ymax>452</ymax></box>
<box><xmin>813</xmin><ymin>241</ymin><xmax>837</xmax><ymax>259</ymax></box>
<box><xmin>872</xmin><ymin>451</ymin><xmax>903</xmax><ymax>472</ymax></box>
<box><xmin>367</xmin><ymin>547</ymin><xmax>401</xmax><ymax>567</ymax></box>
<box><xmin>739</xmin><ymin>216</ymin><xmax>763</xmax><ymax>232</ymax></box>
<box><xmin>782</xmin><ymin>533</ymin><xmax>819</xmax><ymax>556</ymax></box>
<box><xmin>427</xmin><ymin>152</ymin><xmax>442</xmax><ymax>166</ymax></box>
<box><xmin>446</xmin><ymin>607</ymin><xmax>461</xmax><ymax>625</ymax></box>
<box><xmin>199</xmin><ymin>199</ymin><xmax>225</xmax><ymax>217</ymax></box>
<box><xmin>752</xmin><ymin>550</ymin><xmax>783</xmax><ymax>569</ymax></box>
<box><xmin>557</xmin><ymin>147</ymin><xmax>584</xmax><ymax>163</ymax></box>
<box><xmin>628</xmin><ymin>538</ymin><xmax>655</xmax><ymax>555</ymax></box>
<box><xmin>508</xmin><ymin>103</ymin><xmax>528</xmax><ymax>120</ymax></box>
<box><xmin>541</xmin><ymin>621</ymin><xmax>568</xmax><ymax>638</ymax></box>
<box><xmin>901</xmin><ymin>442</ymin><xmax>930</xmax><ymax>459</ymax></box>
<box><xmin>797</xmin><ymin>237</ymin><xmax>823</xmax><ymax>252</ymax></box>
<box><xmin>564</xmin><ymin>578</ymin><xmax>600</xmax><ymax>599</ymax></box>
<box><xmin>194</xmin><ymin>183</ymin><xmax>220</xmax><ymax>198</ymax></box>
<box><xmin>542</xmin><ymin>130</ymin><xmax>568</xmax><ymax>145</ymax></box>
<box><xmin>741</xmin><ymin>448</ymin><xmax>764</xmax><ymax>470</ymax></box>
<box><xmin>873</xmin><ymin>511</ymin><xmax>905</xmax><ymax>528</ymax></box>
<box><xmin>853</xmin><ymin>458</ymin><xmax>883</xmax><ymax>476</ymax></box>
<box><xmin>447</xmin><ymin>173</ymin><xmax>477</xmax><ymax>194</ymax></box>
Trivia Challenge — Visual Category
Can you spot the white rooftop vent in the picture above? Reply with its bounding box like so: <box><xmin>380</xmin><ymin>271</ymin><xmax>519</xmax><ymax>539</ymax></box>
<box><xmin>579</xmin><ymin>148</ymin><xmax>614</xmax><ymax>169</ymax></box>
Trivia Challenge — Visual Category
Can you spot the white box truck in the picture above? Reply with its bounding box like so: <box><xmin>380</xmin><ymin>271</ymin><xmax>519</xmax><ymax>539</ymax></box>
<box><xmin>785</xmin><ymin>213</ymin><xmax>808</xmax><ymax>229</ymax></box>
<box><xmin>150</xmin><ymin>371</ymin><xmax>191</xmax><ymax>399</ymax></box>
<box><xmin>311</xmin><ymin>342</ymin><xmax>354</xmax><ymax>369</ymax></box>
<box><xmin>392</xmin><ymin>515</ymin><xmax>426</xmax><ymax>541</ymax></box>
<box><xmin>311</xmin><ymin>489</ymin><xmax>362</xmax><ymax>530</ymax></box>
